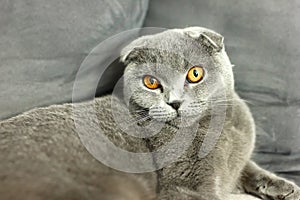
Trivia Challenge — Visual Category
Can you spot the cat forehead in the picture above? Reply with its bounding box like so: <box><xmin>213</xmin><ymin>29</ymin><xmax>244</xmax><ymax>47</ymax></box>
<box><xmin>121</xmin><ymin>26</ymin><xmax>223</xmax><ymax>57</ymax></box>
<box><xmin>122</xmin><ymin>33</ymin><xmax>210</xmax><ymax>71</ymax></box>
<box><xmin>122</xmin><ymin>30</ymin><xmax>201</xmax><ymax>54</ymax></box>
<box><xmin>121</xmin><ymin>27</ymin><xmax>226</xmax><ymax>74</ymax></box>
<box><xmin>125</xmin><ymin>51</ymin><xmax>209</xmax><ymax>75</ymax></box>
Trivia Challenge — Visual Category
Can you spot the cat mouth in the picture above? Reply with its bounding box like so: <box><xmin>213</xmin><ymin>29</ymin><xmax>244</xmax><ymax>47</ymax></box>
<box><xmin>133</xmin><ymin>107</ymin><xmax>201</xmax><ymax>128</ymax></box>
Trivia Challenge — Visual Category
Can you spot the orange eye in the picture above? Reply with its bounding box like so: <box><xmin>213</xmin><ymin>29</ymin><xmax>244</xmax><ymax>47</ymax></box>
<box><xmin>187</xmin><ymin>66</ymin><xmax>204</xmax><ymax>83</ymax></box>
<box><xmin>143</xmin><ymin>75</ymin><xmax>160</xmax><ymax>89</ymax></box>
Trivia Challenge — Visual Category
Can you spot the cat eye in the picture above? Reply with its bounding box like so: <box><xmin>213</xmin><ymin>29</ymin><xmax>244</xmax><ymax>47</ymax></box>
<box><xmin>143</xmin><ymin>75</ymin><xmax>160</xmax><ymax>90</ymax></box>
<box><xmin>186</xmin><ymin>66</ymin><xmax>204</xmax><ymax>83</ymax></box>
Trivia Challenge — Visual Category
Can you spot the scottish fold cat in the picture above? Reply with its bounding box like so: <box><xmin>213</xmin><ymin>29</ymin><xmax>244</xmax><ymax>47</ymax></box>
<box><xmin>0</xmin><ymin>27</ymin><xmax>299</xmax><ymax>200</ymax></box>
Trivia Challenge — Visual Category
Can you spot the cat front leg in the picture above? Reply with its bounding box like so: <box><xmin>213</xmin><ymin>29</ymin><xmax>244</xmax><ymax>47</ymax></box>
<box><xmin>240</xmin><ymin>161</ymin><xmax>300</xmax><ymax>200</ymax></box>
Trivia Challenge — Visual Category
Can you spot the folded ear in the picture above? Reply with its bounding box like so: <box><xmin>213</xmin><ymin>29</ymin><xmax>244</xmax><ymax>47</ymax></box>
<box><xmin>180</xmin><ymin>27</ymin><xmax>224</xmax><ymax>53</ymax></box>
<box><xmin>121</xmin><ymin>47</ymin><xmax>159</xmax><ymax>65</ymax></box>
<box><xmin>120</xmin><ymin>47</ymin><xmax>144</xmax><ymax>64</ymax></box>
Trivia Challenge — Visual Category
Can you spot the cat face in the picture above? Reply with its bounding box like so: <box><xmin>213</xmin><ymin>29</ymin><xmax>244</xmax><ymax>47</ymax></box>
<box><xmin>120</xmin><ymin>27</ymin><xmax>234</xmax><ymax>127</ymax></box>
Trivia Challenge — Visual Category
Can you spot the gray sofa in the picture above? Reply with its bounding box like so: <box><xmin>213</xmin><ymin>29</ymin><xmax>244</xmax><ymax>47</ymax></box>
<box><xmin>0</xmin><ymin>0</ymin><xmax>148</xmax><ymax>119</ymax></box>
<box><xmin>1</xmin><ymin>0</ymin><xmax>299</xmax><ymax>186</ymax></box>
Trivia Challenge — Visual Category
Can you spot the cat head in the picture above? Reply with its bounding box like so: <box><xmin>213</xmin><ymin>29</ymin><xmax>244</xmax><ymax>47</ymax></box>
<box><xmin>119</xmin><ymin>27</ymin><xmax>234</xmax><ymax>127</ymax></box>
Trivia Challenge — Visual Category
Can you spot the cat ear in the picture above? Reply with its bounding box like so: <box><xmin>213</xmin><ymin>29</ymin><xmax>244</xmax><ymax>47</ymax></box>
<box><xmin>178</xmin><ymin>27</ymin><xmax>224</xmax><ymax>52</ymax></box>
<box><xmin>120</xmin><ymin>47</ymin><xmax>144</xmax><ymax>64</ymax></box>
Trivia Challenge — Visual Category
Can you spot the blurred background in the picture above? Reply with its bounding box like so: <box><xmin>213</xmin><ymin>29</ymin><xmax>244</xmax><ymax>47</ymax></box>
<box><xmin>1</xmin><ymin>0</ymin><xmax>300</xmax><ymax>183</ymax></box>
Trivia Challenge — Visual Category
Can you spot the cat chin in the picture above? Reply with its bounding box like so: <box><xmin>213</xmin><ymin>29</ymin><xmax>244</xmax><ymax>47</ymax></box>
<box><xmin>166</xmin><ymin>115</ymin><xmax>201</xmax><ymax>128</ymax></box>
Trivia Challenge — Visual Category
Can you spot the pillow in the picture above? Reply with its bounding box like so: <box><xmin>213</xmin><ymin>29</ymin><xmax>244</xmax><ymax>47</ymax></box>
<box><xmin>144</xmin><ymin>0</ymin><xmax>300</xmax><ymax>183</ymax></box>
<box><xmin>0</xmin><ymin>0</ymin><xmax>149</xmax><ymax>119</ymax></box>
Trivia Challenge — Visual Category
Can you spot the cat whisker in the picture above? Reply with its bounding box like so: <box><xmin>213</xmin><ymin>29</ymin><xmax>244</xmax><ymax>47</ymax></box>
<box><xmin>123</xmin><ymin>115</ymin><xmax>152</xmax><ymax>127</ymax></box>
<box><xmin>149</xmin><ymin>113</ymin><xmax>170</xmax><ymax>117</ymax></box>
<box><xmin>134</xmin><ymin>109</ymin><xmax>149</xmax><ymax>112</ymax></box>
<box><xmin>213</xmin><ymin>104</ymin><xmax>233</xmax><ymax>107</ymax></box>
<box><xmin>189</xmin><ymin>102</ymin><xmax>206</xmax><ymax>106</ymax></box>
<box><xmin>134</xmin><ymin>111</ymin><xmax>149</xmax><ymax>115</ymax></box>
<box><xmin>240</xmin><ymin>98</ymin><xmax>254</xmax><ymax>105</ymax></box>
<box><xmin>119</xmin><ymin>113</ymin><xmax>149</xmax><ymax>125</ymax></box>
<box><xmin>209</xmin><ymin>97</ymin><xmax>254</xmax><ymax>105</ymax></box>
<box><xmin>132</xmin><ymin>116</ymin><xmax>152</xmax><ymax>126</ymax></box>
<box><xmin>188</xmin><ymin>105</ymin><xmax>204</xmax><ymax>108</ymax></box>
<box><xmin>208</xmin><ymin>97</ymin><xmax>236</xmax><ymax>100</ymax></box>
<box><xmin>209</xmin><ymin>99</ymin><xmax>235</xmax><ymax>102</ymax></box>
<box><xmin>121</xmin><ymin>118</ymin><xmax>148</xmax><ymax>127</ymax></box>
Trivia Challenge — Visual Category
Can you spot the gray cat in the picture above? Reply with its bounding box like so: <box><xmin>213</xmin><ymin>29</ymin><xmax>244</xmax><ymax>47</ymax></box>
<box><xmin>0</xmin><ymin>27</ymin><xmax>299</xmax><ymax>200</ymax></box>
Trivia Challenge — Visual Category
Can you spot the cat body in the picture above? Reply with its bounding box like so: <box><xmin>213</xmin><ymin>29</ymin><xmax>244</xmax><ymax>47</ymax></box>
<box><xmin>119</xmin><ymin>27</ymin><xmax>257</xmax><ymax>199</ymax></box>
<box><xmin>154</xmin><ymin>94</ymin><xmax>255</xmax><ymax>199</ymax></box>
<box><xmin>1</xmin><ymin>27</ymin><xmax>299</xmax><ymax>200</ymax></box>
<box><xmin>0</xmin><ymin>97</ymin><xmax>157</xmax><ymax>200</ymax></box>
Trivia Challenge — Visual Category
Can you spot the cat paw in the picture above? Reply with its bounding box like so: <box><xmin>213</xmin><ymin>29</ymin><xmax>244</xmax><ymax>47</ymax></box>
<box><xmin>257</xmin><ymin>178</ymin><xmax>300</xmax><ymax>200</ymax></box>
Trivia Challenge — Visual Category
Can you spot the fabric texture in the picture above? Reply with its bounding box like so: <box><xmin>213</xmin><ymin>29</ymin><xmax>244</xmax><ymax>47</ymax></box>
<box><xmin>0</xmin><ymin>0</ymin><xmax>148</xmax><ymax>119</ymax></box>
<box><xmin>144</xmin><ymin>0</ymin><xmax>300</xmax><ymax>184</ymax></box>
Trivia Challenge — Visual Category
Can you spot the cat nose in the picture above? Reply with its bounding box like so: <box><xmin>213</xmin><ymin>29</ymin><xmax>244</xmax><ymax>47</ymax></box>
<box><xmin>167</xmin><ymin>101</ymin><xmax>182</xmax><ymax>110</ymax></box>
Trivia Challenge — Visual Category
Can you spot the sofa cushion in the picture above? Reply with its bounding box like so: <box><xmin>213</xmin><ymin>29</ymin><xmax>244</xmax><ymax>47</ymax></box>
<box><xmin>0</xmin><ymin>0</ymin><xmax>149</xmax><ymax>119</ymax></box>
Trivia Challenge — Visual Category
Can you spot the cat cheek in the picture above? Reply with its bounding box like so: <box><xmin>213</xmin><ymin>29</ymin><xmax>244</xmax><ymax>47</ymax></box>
<box><xmin>135</xmin><ymin>92</ymin><xmax>160</xmax><ymax>108</ymax></box>
<box><xmin>149</xmin><ymin>106</ymin><xmax>177</xmax><ymax>121</ymax></box>
<box><xmin>179</xmin><ymin>105</ymin><xmax>203</xmax><ymax>117</ymax></box>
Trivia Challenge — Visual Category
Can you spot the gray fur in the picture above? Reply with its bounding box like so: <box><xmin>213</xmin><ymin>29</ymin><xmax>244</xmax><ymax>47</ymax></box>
<box><xmin>0</xmin><ymin>97</ymin><xmax>157</xmax><ymax>200</ymax></box>
<box><xmin>0</xmin><ymin>27</ymin><xmax>299</xmax><ymax>200</ymax></box>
